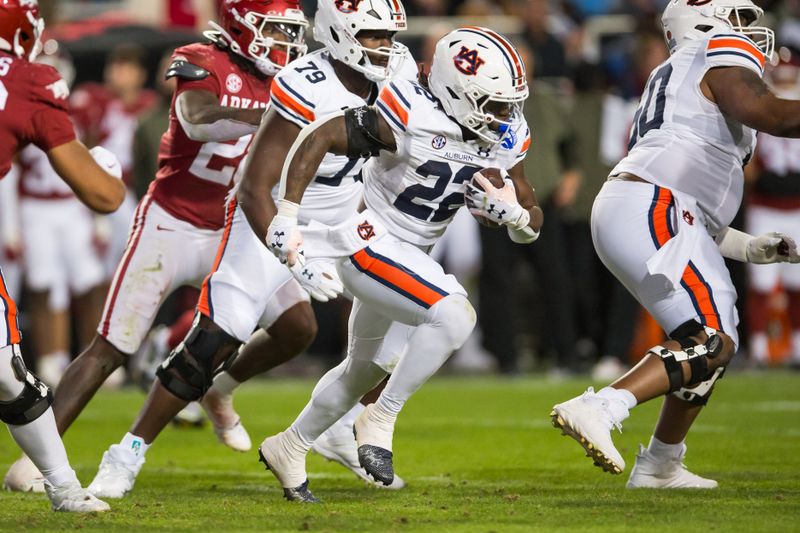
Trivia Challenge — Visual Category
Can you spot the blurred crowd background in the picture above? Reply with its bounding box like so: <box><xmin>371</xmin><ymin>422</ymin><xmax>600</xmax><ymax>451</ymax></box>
<box><xmin>3</xmin><ymin>0</ymin><xmax>800</xmax><ymax>390</ymax></box>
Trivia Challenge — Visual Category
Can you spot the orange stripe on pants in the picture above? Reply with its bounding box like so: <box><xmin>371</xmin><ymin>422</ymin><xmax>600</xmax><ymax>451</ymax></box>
<box><xmin>351</xmin><ymin>249</ymin><xmax>446</xmax><ymax>309</ymax></box>
<box><xmin>0</xmin><ymin>268</ymin><xmax>21</xmax><ymax>345</ymax></box>
<box><xmin>652</xmin><ymin>187</ymin><xmax>673</xmax><ymax>247</ymax></box>
<box><xmin>680</xmin><ymin>264</ymin><xmax>722</xmax><ymax>330</ymax></box>
<box><xmin>198</xmin><ymin>197</ymin><xmax>237</xmax><ymax>318</ymax></box>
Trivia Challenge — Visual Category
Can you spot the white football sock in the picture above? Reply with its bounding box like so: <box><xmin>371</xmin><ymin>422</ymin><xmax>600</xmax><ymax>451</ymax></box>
<box><xmin>647</xmin><ymin>435</ymin><xmax>686</xmax><ymax>461</ymax></box>
<box><xmin>209</xmin><ymin>371</ymin><xmax>240</xmax><ymax>396</ymax></box>
<box><xmin>596</xmin><ymin>386</ymin><xmax>637</xmax><ymax>423</ymax></box>
<box><xmin>376</xmin><ymin>295</ymin><xmax>475</xmax><ymax>418</ymax></box>
<box><xmin>119</xmin><ymin>432</ymin><xmax>150</xmax><ymax>460</ymax></box>
<box><xmin>8</xmin><ymin>408</ymin><xmax>78</xmax><ymax>488</ymax></box>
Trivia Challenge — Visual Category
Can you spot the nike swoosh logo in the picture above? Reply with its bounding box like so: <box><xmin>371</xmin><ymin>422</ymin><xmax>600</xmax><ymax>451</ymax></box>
<box><xmin>156</xmin><ymin>225</ymin><xmax>175</xmax><ymax>232</ymax></box>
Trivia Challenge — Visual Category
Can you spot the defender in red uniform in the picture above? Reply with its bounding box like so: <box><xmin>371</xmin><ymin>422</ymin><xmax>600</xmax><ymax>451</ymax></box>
<box><xmin>0</xmin><ymin>0</ymin><xmax>125</xmax><ymax>512</ymax></box>
<box><xmin>2</xmin><ymin>0</ymin><xmax>309</xmax><ymax>494</ymax></box>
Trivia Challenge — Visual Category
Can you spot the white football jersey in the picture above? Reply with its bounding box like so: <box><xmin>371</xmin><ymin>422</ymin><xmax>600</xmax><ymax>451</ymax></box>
<box><xmin>271</xmin><ymin>49</ymin><xmax>418</xmax><ymax>226</ymax></box>
<box><xmin>613</xmin><ymin>32</ymin><xmax>766</xmax><ymax>234</ymax></box>
<box><xmin>364</xmin><ymin>78</ymin><xmax>531</xmax><ymax>246</ymax></box>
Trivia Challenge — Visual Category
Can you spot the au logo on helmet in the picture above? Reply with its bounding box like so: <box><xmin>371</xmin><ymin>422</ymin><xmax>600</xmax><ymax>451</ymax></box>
<box><xmin>453</xmin><ymin>46</ymin><xmax>485</xmax><ymax>76</ymax></box>
<box><xmin>335</xmin><ymin>0</ymin><xmax>364</xmax><ymax>13</ymax></box>
<box><xmin>687</xmin><ymin>0</ymin><xmax>713</xmax><ymax>6</ymax></box>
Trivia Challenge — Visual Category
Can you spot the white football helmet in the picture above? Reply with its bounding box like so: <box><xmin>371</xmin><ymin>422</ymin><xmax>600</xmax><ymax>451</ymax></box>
<box><xmin>314</xmin><ymin>0</ymin><xmax>408</xmax><ymax>82</ymax></box>
<box><xmin>428</xmin><ymin>27</ymin><xmax>529</xmax><ymax>145</ymax></box>
<box><xmin>662</xmin><ymin>0</ymin><xmax>774</xmax><ymax>60</ymax></box>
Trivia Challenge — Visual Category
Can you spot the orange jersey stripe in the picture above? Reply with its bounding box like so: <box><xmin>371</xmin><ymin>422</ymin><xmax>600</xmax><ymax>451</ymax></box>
<box><xmin>272</xmin><ymin>83</ymin><xmax>315</xmax><ymax>123</ymax></box>
<box><xmin>680</xmin><ymin>265</ymin><xmax>722</xmax><ymax>330</ymax></box>
<box><xmin>379</xmin><ymin>88</ymin><xmax>409</xmax><ymax>126</ymax></box>
<box><xmin>708</xmin><ymin>38</ymin><xmax>765</xmax><ymax>67</ymax></box>
<box><xmin>652</xmin><ymin>188</ymin><xmax>673</xmax><ymax>248</ymax></box>
<box><xmin>198</xmin><ymin>197</ymin><xmax>237</xmax><ymax>318</ymax></box>
<box><xmin>520</xmin><ymin>135</ymin><xmax>531</xmax><ymax>153</ymax></box>
<box><xmin>351</xmin><ymin>250</ymin><xmax>445</xmax><ymax>308</ymax></box>
<box><xmin>0</xmin><ymin>271</ymin><xmax>21</xmax><ymax>345</ymax></box>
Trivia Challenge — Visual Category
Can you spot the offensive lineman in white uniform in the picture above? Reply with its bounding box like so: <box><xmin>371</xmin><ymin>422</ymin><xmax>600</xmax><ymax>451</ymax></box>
<box><xmin>87</xmin><ymin>0</ymin><xmax>416</xmax><ymax>497</ymax></box>
<box><xmin>551</xmin><ymin>0</ymin><xmax>800</xmax><ymax>489</ymax></box>
<box><xmin>257</xmin><ymin>27</ymin><xmax>541</xmax><ymax>502</ymax></box>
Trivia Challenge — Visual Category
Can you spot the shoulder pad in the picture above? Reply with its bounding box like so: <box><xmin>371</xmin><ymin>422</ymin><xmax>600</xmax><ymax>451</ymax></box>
<box><xmin>166</xmin><ymin>59</ymin><xmax>210</xmax><ymax>81</ymax></box>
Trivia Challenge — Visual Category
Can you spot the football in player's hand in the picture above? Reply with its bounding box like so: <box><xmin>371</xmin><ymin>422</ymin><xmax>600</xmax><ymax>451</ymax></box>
<box><xmin>468</xmin><ymin>168</ymin><xmax>505</xmax><ymax>229</ymax></box>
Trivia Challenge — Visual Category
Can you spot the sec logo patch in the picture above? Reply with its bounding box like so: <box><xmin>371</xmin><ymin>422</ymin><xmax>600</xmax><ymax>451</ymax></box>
<box><xmin>226</xmin><ymin>73</ymin><xmax>243</xmax><ymax>94</ymax></box>
<box><xmin>431</xmin><ymin>135</ymin><xmax>447</xmax><ymax>150</ymax></box>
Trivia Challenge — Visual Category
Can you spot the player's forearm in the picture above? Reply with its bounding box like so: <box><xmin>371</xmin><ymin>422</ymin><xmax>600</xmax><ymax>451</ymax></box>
<box><xmin>175</xmin><ymin>95</ymin><xmax>263</xmax><ymax>142</ymax></box>
<box><xmin>770</xmin><ymin>99</ymin><xmax>800</xmax><ymax>138</ymax></box>
<box><xmin>281</xmin><ymin>119</ymin><xmax>342</xmax><ymax>204</ymax></box>
<box><xmin>75</xmin><ymin>175</ymin><xmax>126</xmax><ymax>214</ymax></box>
<box><xmin>238</xmin><ymin>178</ymin><xmax>276</xmax><ymax>243</ymax></box>
<box><xmin>528</xmin><ymin>205</ymin><xmax>544</xmax><ymax>233</ymax></box>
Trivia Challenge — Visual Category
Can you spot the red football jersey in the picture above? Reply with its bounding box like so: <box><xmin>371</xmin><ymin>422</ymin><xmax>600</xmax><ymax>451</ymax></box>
<box><xmin>148</xmin><ymin>43</ymin><xmax>271</xmax><ymax>230</ymax></box>
<box><xmin>0</xmin><ymin>53</ymin><xmax>76</xmax><ymax>178</ymax></box>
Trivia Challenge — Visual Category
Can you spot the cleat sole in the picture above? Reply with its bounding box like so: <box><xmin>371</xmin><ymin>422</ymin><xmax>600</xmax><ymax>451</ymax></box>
<box><xmin>550</xmin><ymin>411</ymin><xmax>623</xmax><ymax>475</ymax></box>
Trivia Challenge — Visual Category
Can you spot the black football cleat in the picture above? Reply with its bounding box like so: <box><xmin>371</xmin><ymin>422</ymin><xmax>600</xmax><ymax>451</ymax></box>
<box><xmin>357</xmin><ymin>444</ymin><xmax>394</xmax><ymax>486</ymax></box>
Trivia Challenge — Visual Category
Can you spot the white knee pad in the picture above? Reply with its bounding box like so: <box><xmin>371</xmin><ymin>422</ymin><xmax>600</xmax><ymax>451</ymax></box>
<box><xmin>424</xmin><ymin>294</ymin><xmax>476</xmax><ymax>352</ymax></box>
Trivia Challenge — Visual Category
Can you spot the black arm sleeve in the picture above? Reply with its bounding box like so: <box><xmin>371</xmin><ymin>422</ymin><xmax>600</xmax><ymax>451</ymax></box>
<box><xmin>344</xmin><ymin>106</ymin><xmax>393</xmax><ymax>159</ymax></box>
<box><xmin>165</xmin><ymin>60</ymin><xmax>210</xmax><ymax>81</ymax></box>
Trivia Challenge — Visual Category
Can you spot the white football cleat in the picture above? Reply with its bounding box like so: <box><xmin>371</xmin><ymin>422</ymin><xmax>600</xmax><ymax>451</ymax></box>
<box><xmin>354</xmin><ymin>404</ymin><xmax>396</xmax><ymax>486</ymax></box>
<box><xmin>258</xmin><ymin>431</ymin><xmax>318</xmax><ymax>503</ymax></box>
<box><xmin>313</xmin><ymin>417</ymin><xmax>406</xmax><ymax>490</ymax></box>
<box><xmin>551</xmin><ymin>387</ymin><xmax>626</xmax><ymax>474</ymax></box>
<box><xmin>46</xmin><ymin>481</ymin><xmax>110</xmax><ymax>512</ymax></box>
<box><xmin>201</xmin><ymin>388</ymin><xmax>251</xmax><ymax>452</ymax></box>
<box><xmin>4</xmin><ymin>455</ymin><xmax>45</xmax><ymax>493</ymax></box>
<box><xmin>626</xmin><ymin>444</ymin><xmax>718</xmax><ymax>489</ymax></box>
<box><xmin>87</xmin><ymin>444</ymin><xmax>145</xmax><ymax>498</ymax></box>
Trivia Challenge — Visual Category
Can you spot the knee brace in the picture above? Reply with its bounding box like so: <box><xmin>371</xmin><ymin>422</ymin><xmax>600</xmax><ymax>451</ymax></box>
<box><xmin>426</xmin><ymin>294</ymin><xmax>477</xmax><ymax>350</ymax></box>
<box><xmin>652</xmin><ymin>320</ymin><xmax>724</xmax><ymax>394</ymax></box>
<box><xmin>672</xmin><ymin>366</ymin><xmax>725</xmax><ymax>406</ymax></box>
<box><xmin>156</xmin><ymin>319</ymin><xmax>240</xmax><ymax>402</ymax></box>
<box><xmin>0</xmin><ymin>345</ymin><xmax>52</xmax><ymax>425</ymax></box>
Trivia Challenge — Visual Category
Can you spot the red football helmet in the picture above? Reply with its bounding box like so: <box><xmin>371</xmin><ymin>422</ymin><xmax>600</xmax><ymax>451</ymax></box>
<box><xmin>0</xmin><ymin>0</ymin><xmax>44</xmax><ymax>61</ymax></box>
<box><xmin>205</xmin><ymin>0</ymin><xmax>308</xmax><ymax>76</ymax></box>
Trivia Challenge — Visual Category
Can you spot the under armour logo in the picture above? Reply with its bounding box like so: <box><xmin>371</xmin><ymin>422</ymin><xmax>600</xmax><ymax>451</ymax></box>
<box><xmin>682</xmin><ymin>210</ymin><xmax>694</xmax><ymax>226</ymax></box>
<box><xmin>477</xmin><ymin>146</ymin><xmax>491</xmax><ymax>158</ymax></box>
<box><xmin>302</xmin><ymin>269</ymin><xmax>313</xmax><ymax>280</ymax></box>
<box><xmin>453</xmin><ymin>46</ymin><xmax>486</xmax><ymax>76</ymax></box>
<box><xmin>272</xmin><ymin>231</ymin><xmax>285</xmax><ymax>248</ymax></box>
<box><xmin>488</xmin><ymin>204</ymin><xmax>506</xmax><ymax>220</ymax></box>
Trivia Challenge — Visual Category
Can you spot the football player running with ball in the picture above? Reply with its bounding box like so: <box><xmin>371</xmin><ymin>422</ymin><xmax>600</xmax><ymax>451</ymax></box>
<box><xmin>0</xmin><ymin>0</ymin><xmax>125</xmax><ymax>512</ymax></box>
<box><xmin>551</xmin><ymin>0</ymin><xmax>800</xmax><ymax>488</ymax></box>
<box><xmin>257</xmin><ymin>27</ymin><xmax>541</xmax><ymax>502</ymax></box>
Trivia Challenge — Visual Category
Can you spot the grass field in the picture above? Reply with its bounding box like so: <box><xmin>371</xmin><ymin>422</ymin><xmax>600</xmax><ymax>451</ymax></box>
<box><xmin>0</xmin><ymin>372</ymin><xmax>798</xmax><ymax>532</ymax></box>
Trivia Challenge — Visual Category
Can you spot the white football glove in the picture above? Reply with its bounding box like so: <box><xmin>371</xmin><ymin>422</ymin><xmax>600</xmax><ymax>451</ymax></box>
<box><xmin>266</xmin><ymin>200</ymin><xmax>305</xmax><ymax>266</ymax></box>
<box><xmin>465</xmin><ymin>171</ymin><xmax>530</xmax><ymax>230</ymax></box>
<box><xmin>89</xmin><ymin>146</ymin><xmax>122</xmax><ymax>179</ymax></box>
<box><xmin>747</xmin><ymin>232</ymin><xmax>800</xmax><ymax>264</ymax></box>
<box><xmin>289</xmin><ymin>259</ymin><xmax>344</xmax><ymax>302</ymax></box>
